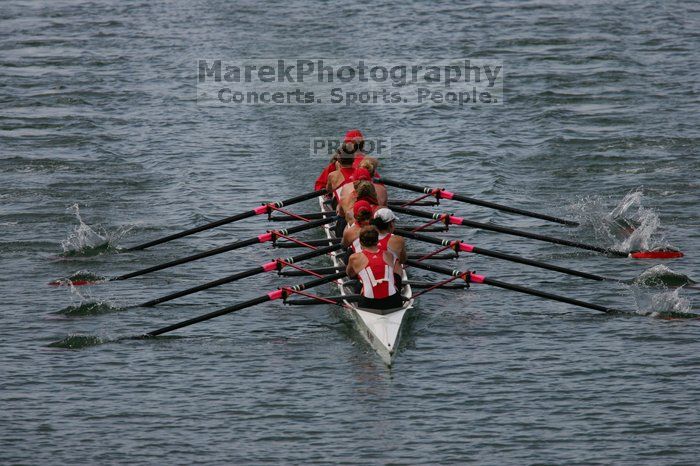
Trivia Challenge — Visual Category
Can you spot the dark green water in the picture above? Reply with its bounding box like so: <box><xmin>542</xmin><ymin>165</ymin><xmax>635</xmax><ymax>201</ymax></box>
<box><xmin>2</xmin><ymin>0</ymin><xmax>699</xmax><ymax>463</ymax></box>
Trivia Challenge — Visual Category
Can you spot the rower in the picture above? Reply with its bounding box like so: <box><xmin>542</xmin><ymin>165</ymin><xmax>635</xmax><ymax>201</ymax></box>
<box><xmin>314</xmin><ymin>129</ymin><xmax>366</xmax><ymax>190</ymax></box>
<box><xmin>340</xmin><ymin>179</ymin><xmax>380</xmax><ymax>224</ymax></box>
<box><xmin>342</xmin><ymin>200</ymin><xmax>374</xmax><ymax>251</ymax></box>
<box><xmin>339</xmin><ymin>157</ymin><xmax>388</xmax><ymax>207</ymax></box>
<box><xmin>371</xmin><ymin>208</ymin><xmax>407</xmax><ymax>264</ymax></box>
<box><xmin>346</xmin><ymin>226</ymin><xmax>404</xmax><ymax>311</ymax></box>
<box><xmin>326</xmin><ymin>143</ymin><xmax>357</xmax><ymax>206</ymax></box>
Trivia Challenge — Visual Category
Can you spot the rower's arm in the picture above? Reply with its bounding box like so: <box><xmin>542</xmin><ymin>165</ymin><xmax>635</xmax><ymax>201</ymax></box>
<box><xmin>337</xmin><ymin>195</ymin><xmax>348</xmax><ymax>219</ymax></box>
<box><xmin>341</xmin><ymin>227</ymin><xmax>352</xmax><ymax>247</ymax></box>
<box><xmin>391</xmin><ymin>236</ymin><xmax>407</xmax><ymax>264</ymax></box>
<box><xmin>341</xmin><ymin>196</ymin><xmax>354</xmax><ymax>223</ymax></box>
<box><xmin>392</xmin><ymin>258</ymin><xmax>403</xmax><ymax>276</ymax></box>
<box><xmin>375</xmin><ymin>184</ymin><xmax>388</xmax><ymax>206</ymax></box>
<box><xmin>325</xmin><ymin>172</ymin><xmax>336</xmax><ymax>193</ymax></box>
<box><xmin>346</xmin><ymin>254</ymin><xmax>360</xmax><ymax>278</ymax></box>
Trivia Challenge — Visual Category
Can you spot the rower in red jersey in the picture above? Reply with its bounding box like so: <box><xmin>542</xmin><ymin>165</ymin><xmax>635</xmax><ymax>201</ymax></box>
<box><xmin>342</xmin><ymin>200</ymin><xmax>374</xmax><ymax>251</ymax></box>
<box><xmin>371</xmin><ymin>208</ymin><xmax>407</xmax><ymax>264</ymax></box>
<box><xmin>314</xmin><ymin>129</ymin><xmax>366</xmax><ymax>190</ymax></box>
<box><xmin>346</xmin><ymin>226</ymin><xmax>404</xmax><ymax>310</ymax></box>
<box><xmin>338</xmin><ymin>157</ymin><xmax>387</xmax><ymax>207</ymax></box>
<box><xmin>325</xmin><ymin>143</ymin><xmax>357</xmax><ymax>204</ymax></box>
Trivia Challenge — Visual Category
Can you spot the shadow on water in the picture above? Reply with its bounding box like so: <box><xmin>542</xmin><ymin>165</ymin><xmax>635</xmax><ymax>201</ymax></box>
<box><xmin>53</xmin><ymin>300</ymin><xmax>126</xmax><ymax>317</ymax></box>
<box><xmin>47</xmin><ymin>334</ymin><xmax>107</xmax><ymax>349</ymax></box>
<box><xmin>47</xmin><ymin>333</ymin><xmax>184</xmax><ymax>350</ymax></box>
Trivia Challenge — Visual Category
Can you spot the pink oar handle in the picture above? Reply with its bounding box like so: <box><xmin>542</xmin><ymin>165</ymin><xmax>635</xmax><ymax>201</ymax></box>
<box><xmin>439</xmin><ymin>189</ymin><xmax>455</xmax><ymax>200</ymax></box>
<box><xmin>457</xmin><ymin>242</ymin><xmax>475</xmax><ymax>253</ymax></box>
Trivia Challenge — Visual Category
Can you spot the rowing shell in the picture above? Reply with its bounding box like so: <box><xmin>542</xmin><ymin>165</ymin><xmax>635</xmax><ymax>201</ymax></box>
<box><xmin>319</xmin><ymin>196</ymin><xmax>414</xmax><ymax>366</ymax></box>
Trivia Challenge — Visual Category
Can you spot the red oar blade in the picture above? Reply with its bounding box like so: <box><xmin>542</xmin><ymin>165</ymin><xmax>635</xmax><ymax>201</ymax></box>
<box><xmin>629</xmin><ymin>249</ymin><xmax>684</xmax><ymax>259</ymax></box>
<box><xmin>49</xmin><ymin>280</ymin><xmax>93</xmax><ymax>287</ymax></box>
<box><xmin>48</xmin><ymin>272</ymin><xmax>107</xmax><ymax>286</ymax></box>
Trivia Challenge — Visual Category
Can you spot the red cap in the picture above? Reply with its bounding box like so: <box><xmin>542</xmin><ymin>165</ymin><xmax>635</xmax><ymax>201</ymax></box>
<box><xmin>353</xmin><ymin>199</ymin><xmax>372</xmax><ymax>217</ymax></box>
<box><xmin>344</xmin><ymin>129</ymin><xmax>364</xmax><ymax>143</ymax></box>
<box><xmin>353</xmin><ymin>167</ymin><xmax>371</xmax><ymax>181</ymax></box>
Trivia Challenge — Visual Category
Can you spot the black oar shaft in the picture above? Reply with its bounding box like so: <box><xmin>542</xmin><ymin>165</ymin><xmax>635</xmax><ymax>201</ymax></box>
<box><xmin>406</xmin><ymin>260</ymin><xmax>621</xmax><ymax>314</ymax></box>
<box><xmin>115</xmin><ymin>216</ymin><xmax>336</xmax><ymax>281</ymax></box>
<box><xmin>145</xmin><ymin>271</ymin><xmax>346</xmax><ymax>336</ymax></box>
<box><xmin>128</xmin><ymin>189</ymin><xmax>327</xmax><ymax>251</ymax></box>
<box><xmin>129</xmin><ymin>211</ymin><xmax>257</xmax><ymax>252</ymax></box>
<box><xmin>393</xmin><ymin>206</ymin><xmax>627</xmax><ymax>257</ymax></box>
<box><xmin>140</xmin><ymin>268</ymin><xmax>263</xmax><ymax>307</ymax></box>
<box><xmin>117</xmin><ymin>236</ymin><xmax>260</xmax><ymax>281</ymax></box>
<box><xmin>280</xmin><ymin>267</ymin><xmax>342</xmax><ymax>277</ymax></box>
<box><xmin>273</xmin><ymin>238</ymin><xmax>340</xmax><ymax>248</ymax></box>
<box><xmin>140</xmin><ymin>244</ymin><xmax>342</xmax><ymax>306</ymax></box>
<box><xmin>379</xmin><ymin>177</ymin><xmax>578</xmax><ymax>226</ymax></box>
<box><xmin>269</xmin><ymin>212</ymin><xmax>331</xmax><ymax>221</ymax></box>
<box><xmin>395</xmin><ymin>229</ymin><xmax>609</xmax><ymax>282</ymax></box>
<box><xmin>146</xmin><ymin>294</ymin><xmax>273</xmax><ymax>336</ymax></box>
<box><xmin>479</xmin><ymin>277</ymin><xmax>619</xmax><ymax>314</ymax></box>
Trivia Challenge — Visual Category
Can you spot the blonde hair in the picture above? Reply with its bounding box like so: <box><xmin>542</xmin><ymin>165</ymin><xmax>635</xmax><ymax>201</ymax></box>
<box><xmin>359</xmin><ymin>157</ymin><xmax>378</xmax><ymax>175</ymax></box>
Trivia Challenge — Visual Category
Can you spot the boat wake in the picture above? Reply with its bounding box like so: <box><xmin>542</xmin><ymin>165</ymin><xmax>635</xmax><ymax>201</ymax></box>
<box><xmin>58</xmin><ymin>204</ymin><xmax>132</xmax><ymax>258</ymax></box>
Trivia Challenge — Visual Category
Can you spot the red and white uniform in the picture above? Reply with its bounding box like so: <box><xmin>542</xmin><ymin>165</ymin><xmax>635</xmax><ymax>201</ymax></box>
<box><xmin>357</xmin><ymin>250</ymin><xmax>397</xmax><ymax>299</ymax></box>
<box><xmin>351</xmin><ymin>232</ymin><xmax>394</xmax><ymax>258</ymax></box>
<box><xmin>377</xmin><ymin>232</ymin><xmax>392</xmax><ymax>252</ymax></box>
<box><xmin>333</xmin><ymin>166</ymin><xmax>356</xmax><ymax>201</ymax></box>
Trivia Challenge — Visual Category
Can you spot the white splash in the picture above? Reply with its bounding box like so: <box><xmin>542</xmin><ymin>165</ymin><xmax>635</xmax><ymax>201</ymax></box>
<box><xmin>648</xmin><ymin>289</ymin><xmax>692</xmax><ymax>316</ymax></box>
<box><xmin>60</xmin><ymin>204</ymin><xmax>108</xmax><ymax>253</ymax></box>
<box><xmin>569</xmin><ymin>189</ymin><xmax>670</xmax><ymax>252</ymax></box>
<box><xmin>609</xmin><ymin>190</ymin><xmax>644</xmax><ymax>219</ymax></box>
<box><xmin>60</xmin><ymin>204</ymin><xmax>133</xmax><ymax>255</ymax></box>
<box><xmin>608</xmin><ymin>190</ymin><xmax>662</xmax><ymax>251</ymax></box>
<box><xmin>633</xmin><ymin>287</ymin><xmax>693</xmax><ymax>317</ymax></box>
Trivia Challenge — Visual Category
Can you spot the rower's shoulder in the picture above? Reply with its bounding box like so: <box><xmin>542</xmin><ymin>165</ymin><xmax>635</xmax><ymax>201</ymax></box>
<box><xmin>391</xmin><ymin>234</ymin><xmax>406</xmax><ymax>245</ymax></box>
<box><xmin>347</xmin><ymin>251</ymin><xmax>364</xmax><ymax>267</ymax></box>
<box><xmin>341</xmin><ymin>225</ymin><xmax>354</xmax><ymax>242</ymax></box>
